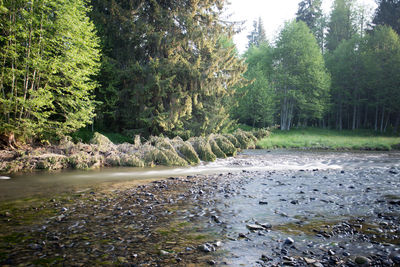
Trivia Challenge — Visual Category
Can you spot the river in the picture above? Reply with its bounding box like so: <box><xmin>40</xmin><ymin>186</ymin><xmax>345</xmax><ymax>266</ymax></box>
<box><xmin>1</xmin><ymin>150</ymin><xmax>400</xmax><ymax>266</ymax></box>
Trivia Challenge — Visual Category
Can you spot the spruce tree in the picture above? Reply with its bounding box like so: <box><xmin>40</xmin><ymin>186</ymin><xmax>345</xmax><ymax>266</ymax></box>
<box><xmin>373</xmin><ymin>0</ymin><xmax>400</xmax><ymax>35</ymax></box>
<box><xmin>91</xmin><ymin>0</ymin><xmax>246</xmax><ymax>137</ymax></box>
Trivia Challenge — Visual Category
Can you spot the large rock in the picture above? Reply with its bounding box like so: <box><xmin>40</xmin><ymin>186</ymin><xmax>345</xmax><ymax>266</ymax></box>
<box><xmin>223</xmin><ymin>134</ymin><xmax>241</xmax><ymax>149</ymax></box>
<box><xmin>90</xmin><ymin>132</ymin><xmax>114</xmax><ymax>152</ymax></box>
<box><xmin>208</xmin><ymin>138</ymin><xmax>226</xmax><ymax>158</ymax></box>
<box><xmin>189</xmin><ymin>137</ymin><xmax>217</xmax><ymax>162</ymax></box>
<box><xmin>144</xmin><ymin>147</ymin><xmax>188</xmax><ymax>167</ymax></box>
<box><xmin>233</xmin><ymin>130</ymin><xmax>257</xmax><ymax>149</ymax></box>
<box><xmin>171</xmin><ymin>137</ymin><xmax>200</xmax><ymax>165</ymax></box>
<box><xmin>120</xmin><ymin>154</ymin><xmax>144</xmax><ymax>167</ymax></box>
<box><xmin>211</xmin><ymin>134</ymin><xmax>237</xmax><ymax>156</ymax></box>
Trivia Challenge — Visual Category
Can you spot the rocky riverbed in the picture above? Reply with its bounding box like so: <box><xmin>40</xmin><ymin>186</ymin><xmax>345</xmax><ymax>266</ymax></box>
<box><xmin>1</xmin><ymin>150</ymin><xmax>400</xmax><ymax>266</ymax></box>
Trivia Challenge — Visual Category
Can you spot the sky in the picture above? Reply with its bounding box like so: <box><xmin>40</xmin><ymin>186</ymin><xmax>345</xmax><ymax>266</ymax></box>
<box><xmin>225</xmin><ymin>0</ymin><xmax>378</xmax><ymax>54</ymax></box>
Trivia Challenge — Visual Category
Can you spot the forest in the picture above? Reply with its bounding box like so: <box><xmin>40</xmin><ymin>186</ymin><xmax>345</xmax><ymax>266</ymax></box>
<box><xmin>0</xmin><ymin>0</ymin><xmax>399</xmax><ymax>145</ymax></box>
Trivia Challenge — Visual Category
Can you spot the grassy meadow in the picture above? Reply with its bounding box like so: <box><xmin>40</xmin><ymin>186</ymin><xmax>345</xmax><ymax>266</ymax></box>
<box><xmin>257</xmin><ymin>128</ymin><xmax>400</xmax><ymax>151</ymax></box>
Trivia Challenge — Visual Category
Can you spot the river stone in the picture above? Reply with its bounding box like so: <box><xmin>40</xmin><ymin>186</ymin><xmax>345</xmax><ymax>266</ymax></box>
<box><xmin>259</xmin><ymin>200</ymin><xmax>268</xmax><ymax>205</ymax></box>
<box><xmin>284</xmin><ymin>237</ymin><xmax>295</xmax><ymax>245</ymax></box>
<box><xmin>246</xmin><ymin>224</ymin><xmax>265</xmax><ymax>231</ymax></box>
<box><xmin>198</xmin><ymin>243</ymin><xmax>214</xmax><ymax>253</ymax></box>
<box><xmin>354</xmin><ymin>256</ymin><xmax>370</xmax><ymax>265</ymax></box>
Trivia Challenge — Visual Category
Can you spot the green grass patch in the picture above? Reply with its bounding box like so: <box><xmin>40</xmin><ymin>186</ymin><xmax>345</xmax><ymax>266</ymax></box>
<box><xmin>257</xmin><ymin>128</ymin><xmax>400</xmax><ymax>150</ymax></box>
<box><xmin>70</xmin><ymin>128</ymin><xmax>132</xmax><ymax>144</ymax></box>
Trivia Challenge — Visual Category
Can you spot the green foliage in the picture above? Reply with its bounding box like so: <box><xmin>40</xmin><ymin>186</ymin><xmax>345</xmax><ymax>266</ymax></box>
<box><xmin>257</xmin><ymin>128</ymin><xmax>400</xmax><ymax>150</ymax></box>
<box><xmin>325</xmin><ymin>0</ymin><xmax>357</xmax><ymax>52</ymax></box>
<box><xmin>233</xmin><ymin>43</ymin><xmax>275</xmax><ymax>128</ymax></box>
<box><xmin>90</xmin><ymin>0</ymin><xmax>246</xmax><ymax>138</ymax></box>
<box><xmin>0</xmin><ymin>0</ymin><xmax>100</xmax><ymax>142</ymax></box>
<box><xmin>373</xmin><ymin>0</ymin><xmax>400</xmax><ymax>35</ymax></box>
<box><xmin>274</xmin><ymin>20</ymin><xmax>330</xmax><ymax>130</ymax></box>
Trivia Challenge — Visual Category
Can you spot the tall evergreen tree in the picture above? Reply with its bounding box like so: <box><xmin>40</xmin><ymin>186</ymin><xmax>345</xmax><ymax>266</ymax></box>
<box><xmin>325</xmin><ymin>0</ymin><xmax>357</xmax><ymax>52</ymax></box>
<box><xmin>0</xmin><ymin>0</ymin><xmax>100</xmax><ymax>143</ymax></box>
<box><xmin>91</xmin><ymin>0</ymin><xmax>246</xmax><ymax>138</ymax></box>
<box><xmin>296</xmin><ymin>0</ymin><xmax>323</xmax><ymax>34</ymax></box>
<box><xmin>373</xmin><ymin>0</ymin><xmax>400</xmax><ymax>34</ymax></box>
<box><xmin>247</xmin><ymin>17</ymin><xmax>267</xmax><ymax>48</ymax></box>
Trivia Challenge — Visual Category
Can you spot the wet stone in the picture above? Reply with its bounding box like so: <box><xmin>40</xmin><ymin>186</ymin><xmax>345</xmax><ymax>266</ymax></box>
<box><xmin>284</xmin><ymin>237</ymin><xmax>295</xmax><ymax>245</ymax></box>
<box><xmin>355</xmin><ymin>256</ymin><xmax>370</xmax><ymax>265</ymax></box>
<box><xmin>246</xmin><ymin>224</ymin><xmax>265</xmax><ymax>231</ymax></box>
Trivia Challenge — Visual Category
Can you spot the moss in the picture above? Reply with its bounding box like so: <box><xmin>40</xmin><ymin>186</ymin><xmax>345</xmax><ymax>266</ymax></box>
<box><xmin>120</xmin><ymin>154</ymin><xmax>145</xmax><ymax>167</ymax></box>
<box><xmin>208</xmin><ymin>138</ymin><xmax>226</xmax><ymax>158</ymax></box>
<box><xmin>105</xmin><ymin>153</ymin><xmax>121</xmax><ymax>166</ymax></box>
<box><xmin>68</xmin><ymin>152</ymin><xmax>92</xmax><ymax>169</ymax></box>
<box><xmin>234</xmin><ymin>130</ymin><xmax>256</xmax><ymax>149</ymax></box>
<box><xmin>223</xmin><ymin>134</ymin><xmax>241</xmax><ymax>149</ymax></box>
<box><xmin>252</xmin><ymin>128</ymin><xmax>270</xmax><ymax>139</ymax></box>
<box><xmin>212</xmin><ymin>135</ymin><xmax>237</xmax><ymax>156</ymax></box>
<box><xmin>171</xmin><ymin>138</ymin><xmax>200</xmax><ymax>165</ymax></box>
<box><xmin>189</xmin><ymin>137</ymin><xmax>216</xmax><ymax>162</ymax></box>
<box><xmin>90</xmin><ymin>132</ymin><xmax>114</xmax><ymax>152</ymax></box>
<box><xmin>144</xmin><ymin>148</ymin><xmax>188</xmax><ymax>167</ymax></box>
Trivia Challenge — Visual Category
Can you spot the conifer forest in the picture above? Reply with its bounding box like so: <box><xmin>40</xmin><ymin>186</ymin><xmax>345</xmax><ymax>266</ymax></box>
<box><xmin>1</xmin><ymin>0</ymin><xmax>400</xmax><ymax>144</ymax></box>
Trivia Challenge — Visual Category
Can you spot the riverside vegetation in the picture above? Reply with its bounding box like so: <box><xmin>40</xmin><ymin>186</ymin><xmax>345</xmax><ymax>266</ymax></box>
<box><xmin>257</xmin><ymin>128</ymin><xmax>400</xmax><ymax>150</ymax></box>
<box><xmin>0</xmin><ymin>129</ymin><xmax>269</xmax><ymax>174</ymax></box>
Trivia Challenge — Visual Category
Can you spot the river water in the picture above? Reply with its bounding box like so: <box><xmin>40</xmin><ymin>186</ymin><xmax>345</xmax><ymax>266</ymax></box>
<box><xmin>1</xmin><ymin>150</ymin><xmax>400</xmax><ymax>266</ymax></box>
<box><xmin>1</xmin><ymin>150</ymin><xmax>399</xmax><ymax>201</ymax></box>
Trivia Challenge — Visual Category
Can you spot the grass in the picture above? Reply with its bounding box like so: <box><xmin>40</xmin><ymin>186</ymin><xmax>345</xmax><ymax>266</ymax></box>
<box><xmin>257</xmin><ymin>128</ymin><xmax>400</xmax><ymax>151</ymax></box>
<box><xmin>70</xmin><ymin>128</ymin><xmax>132</xmax><ymax>144</ymax></box>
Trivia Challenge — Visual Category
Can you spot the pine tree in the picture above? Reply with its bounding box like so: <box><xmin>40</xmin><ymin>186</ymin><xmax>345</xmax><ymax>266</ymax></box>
<box><xmin>91</xmin><ymin>0</ymin><xmax>246</xmax><ymax>138</ymax></box>
<box><xmin>325</xmin><ymin>0</ymin><xmax>357</xmax><ymax>52</ymax></box>
<box><xmin>373</xmin><ymin>0</ymin><xmax>400</xmax><ymax>35</ymax></box>
<box><xmin>247</xmin><ymin>17</ymin><xmax>267</xmax><ymax>48</ymax></box>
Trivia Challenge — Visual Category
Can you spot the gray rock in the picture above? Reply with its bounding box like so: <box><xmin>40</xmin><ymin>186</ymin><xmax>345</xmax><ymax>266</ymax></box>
<box><xmin>354</xmin><ymin>256</ymin><xmax>370</xmax><ymax>265</ymax></box>
<box><xmin>246</xmin><ymin>224</ymin><xmax>265</xmax><ymax>231</ymax></box>
<box><xmin>198</xmin><ymin>243</ymin><xmax>214</xmax><ymax>253</ymax></box>
<box><xmin>284</xmin><ymin>237</ymin><xmax>295</xmax><ymax>245</ymax></box>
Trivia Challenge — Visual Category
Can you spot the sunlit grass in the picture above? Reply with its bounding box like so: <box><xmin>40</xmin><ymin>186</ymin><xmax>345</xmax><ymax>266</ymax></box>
<box><xmin>257</xmin><ymin>128</ymin><xmax>400</xmax><ymax>150</ymax></box>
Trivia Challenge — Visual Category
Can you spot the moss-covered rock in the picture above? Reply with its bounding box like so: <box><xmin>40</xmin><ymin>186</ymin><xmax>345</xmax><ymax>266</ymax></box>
<box><xmin>189</xmin><ymin>137</ymin><xmax>217</xmax><ymax>162</ymax></box>
<box><xmin>36</xmin><ymin>154</ymin><xmax>68</xmax><ymax>170</ymax></box>
<box><xmin>144</xmin><ymin>147</ymin><xmax>188</xmax><ymax>167</ymax></box>
<box><xmin>234</xmin><ymin>130</ymin><xmax>256</xmax><ymax>149</ymax></box>
<box><xmin>171</xmin><ymin>137</ymin><xmax>200</xmax><ymax>165</ymax></box>
<box><xmin>223</xmin><ymin>134</ymin><xmax>241</xmax><ymax>149</ymax></box>
<box><xmin>68</xmin><ymin>152</ymin><xmax>93</xmax><ymax>170</ymax></box>
<box><xmin>212</xmin><ymin>134</ymin><xmax>237</xmax><ymax>156</ymax></box>
<box><xmin>252</xmin><ymin>128</ymin><xmax>270</xmax><ymax>139</ymax></box>
<box><xmin>148</xmin><ymin>136</ymin><xmax>175</xmax><ymax>151</ymax></box>
<box><xmin>208</xmin><ymin>138</ymin><xmax>226</xmax><ymax>158</ymax></box>
<box><xmin>120</xmin><ymin>154</ymin><xmax>145</xmax><ymax>167</ymax></box>
<box><xmin>90</xmin><ymin>132</ymin><xmax>114</xmax><ymax>152</ymax></box>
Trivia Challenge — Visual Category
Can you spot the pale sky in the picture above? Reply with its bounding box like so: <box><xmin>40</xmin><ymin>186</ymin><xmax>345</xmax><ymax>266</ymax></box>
<box><xmin>225</xmin><ymin>0</ymin><xmax>377</xmax><ymax>53</ymax></box>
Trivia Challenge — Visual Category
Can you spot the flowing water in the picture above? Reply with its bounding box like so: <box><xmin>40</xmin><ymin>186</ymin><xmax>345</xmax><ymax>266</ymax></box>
<box><xmin>1</xmin><ymin>150</ymin><xmax>400</xmax><ymax>265</ymax></box>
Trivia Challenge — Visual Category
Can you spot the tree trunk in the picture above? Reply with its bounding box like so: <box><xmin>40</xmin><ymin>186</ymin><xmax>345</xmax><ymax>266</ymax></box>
<box><xmin>374</xmin><ymin>106</ymin><xmax>378</xmax><ymax>131</ymax></box>
<box><xmin>394</xmin><ymin>113</ymin><xmax>400</xmax><ymax>134</ymax></box>
<box><xmin>352</xmin><ymin>104</ymin><xmax>356</xmax><ymax>130</ymax></box>
<box><xmin>380</xmin><ymin>106</ymin><xmax>385</xmax><ymax>133</ymax></box>
<box><xmin>384</xmin><ymin>113</ymin><xmax>390</xmax><ymax>133</ymax></box>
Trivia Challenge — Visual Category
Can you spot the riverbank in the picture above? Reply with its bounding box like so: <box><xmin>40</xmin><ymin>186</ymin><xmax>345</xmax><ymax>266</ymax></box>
<box><xmin>257</xmin><ymin>128</ymin><xmax>400</xmax><ymax>150</ymax></box>
<box><xmin>1</xmin><ymin>150</ymin><xmax>399</xmax><ymax>266</ymax></box>
<box><xmin>0</xmin><ymin>129</ymin><xmax>268</xmax><ymax>174</ymax></box>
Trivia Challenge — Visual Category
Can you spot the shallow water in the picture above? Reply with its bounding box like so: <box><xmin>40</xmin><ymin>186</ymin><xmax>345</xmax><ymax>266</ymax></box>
<box><xmin>1</xmin><ymin>150</ymin><xmax>399</xmax><ymax>202</ymax></box>
<box><xmin>1</xmin><ymin>150</ymin><xmax>400</xmax><ymax>265</ymax></box>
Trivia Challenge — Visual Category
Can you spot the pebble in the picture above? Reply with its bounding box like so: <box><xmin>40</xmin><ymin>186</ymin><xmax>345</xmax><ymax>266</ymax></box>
<box><xmin>198</xmin><ymin>243</ymin><xmax>214</xmax><ymax>253</ymax></box>
<box><xmin>259</xmin><ymin>200</ymin><xmax>269</xmax><ymax>205</ymax></box>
